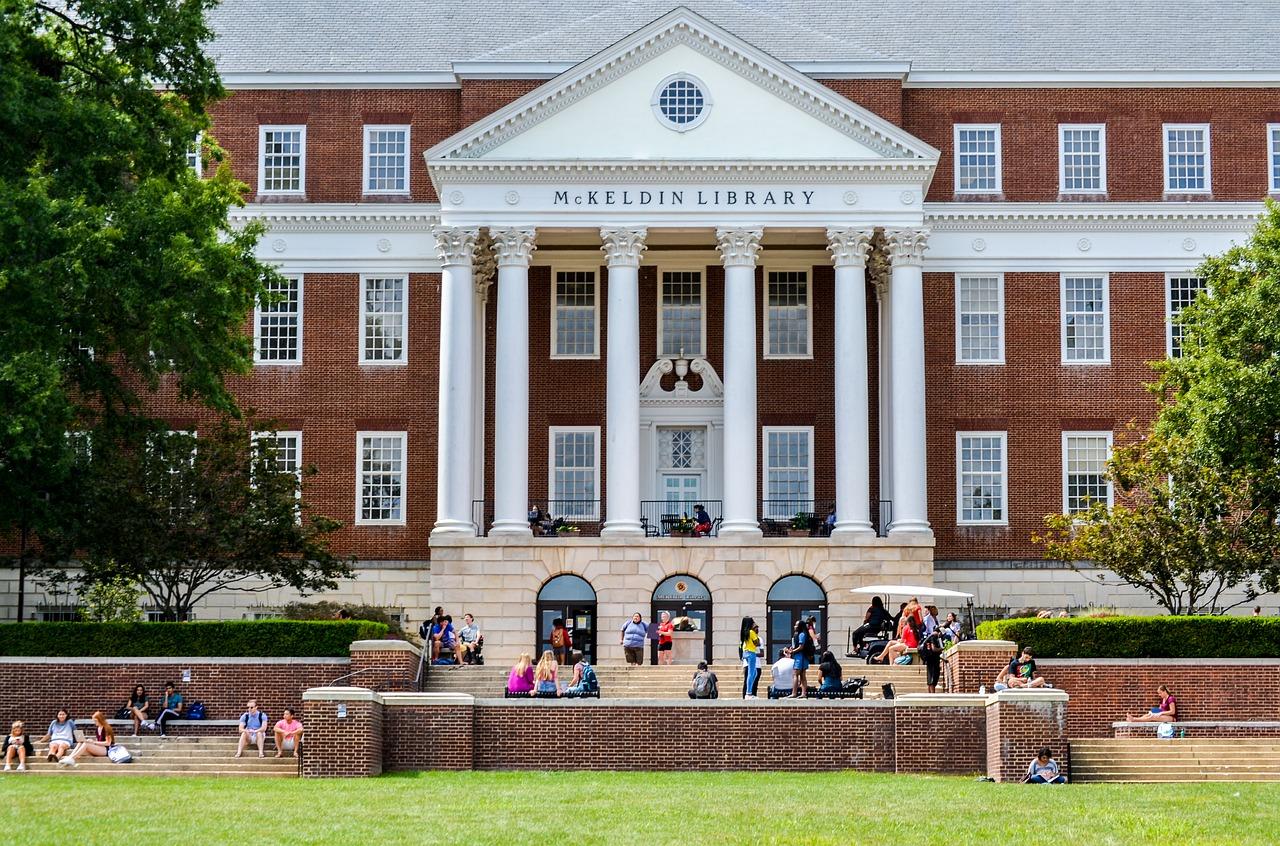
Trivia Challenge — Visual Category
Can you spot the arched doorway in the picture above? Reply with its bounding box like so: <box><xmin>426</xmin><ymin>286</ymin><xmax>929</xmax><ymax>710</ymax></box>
<box><xmin>536</xmin><ymin>574</ymin><xmax>597</xmax><ymax>665</ymax></box>
<box><xmin>766</xmin><ymin>575</ymin><xmax>828</xmax><ymax>663</ymax></box>
<box><xmin>650</xmin><ymin>574</ymin><xmax>712</xmax><ymax>664</ymax></box>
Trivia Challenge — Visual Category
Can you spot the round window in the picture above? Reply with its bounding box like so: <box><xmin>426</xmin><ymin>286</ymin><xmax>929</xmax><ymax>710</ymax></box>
<box><xmin>652</xmin><ymin>74</ymin><xmax>711</xmax><ymax>132</ymax></box>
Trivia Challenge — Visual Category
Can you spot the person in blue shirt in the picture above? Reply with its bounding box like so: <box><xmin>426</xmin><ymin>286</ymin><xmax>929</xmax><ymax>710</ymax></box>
<box><xmin>235</xmin><ymin>700</ymin><xmax>269</xmax><ymax>758</ymax></box>
<box><xmin>620</xmin><ymin>612</ymin><xmax>648</xmax><ymax>665</ymax></box>
<box><xmin>145</xmin><ymin>682</ymin><xmax>184</xmax><ymax>738</ymax></box>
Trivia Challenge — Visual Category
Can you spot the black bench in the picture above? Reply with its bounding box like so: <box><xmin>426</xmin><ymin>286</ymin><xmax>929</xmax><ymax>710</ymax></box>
<box><xmin>502</xmin><ymin>689</ymin><xmax>600</xmax><ymax>699</ymax></box>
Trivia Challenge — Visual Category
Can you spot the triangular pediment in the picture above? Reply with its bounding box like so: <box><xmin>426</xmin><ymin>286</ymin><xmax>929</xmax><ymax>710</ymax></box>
<box><xmin>427</xmin><ymin>7</ymin><xmax>938</xmax><ymax>165</ymax></box>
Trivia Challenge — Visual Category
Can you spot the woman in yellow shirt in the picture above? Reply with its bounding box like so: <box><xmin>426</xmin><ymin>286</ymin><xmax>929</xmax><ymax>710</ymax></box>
<box><xmin>740</xmin><ymin>617</ymin><xmax>762</xmax><ymax>699</ymax></box>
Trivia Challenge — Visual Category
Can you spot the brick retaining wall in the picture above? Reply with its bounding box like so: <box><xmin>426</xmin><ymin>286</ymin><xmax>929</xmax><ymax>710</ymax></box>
<box><xmin>1114</xmin><ymin>721</ymin><xmax>1280</xmax><ymax>738</ymax></box>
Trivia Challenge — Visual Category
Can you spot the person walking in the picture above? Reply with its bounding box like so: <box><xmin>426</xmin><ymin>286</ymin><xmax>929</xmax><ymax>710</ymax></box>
<box><xmin>656</xmin><ymin>611</ymin><xmax>675</xmax><ymax>666</ymax></box>
<box><xmin>785</xmin><ymin>619</ymin><xmax>815</xmax><ymax>697</ymax></box>
<box><xmin>620</xmin><ymin>612</ymin><xmax>648</xmax><ymax>665</ymax></box>
<box><xmin>740</xmin><ymin>617</ymin><xmax>761</xmax><ymax>699</ymax></box>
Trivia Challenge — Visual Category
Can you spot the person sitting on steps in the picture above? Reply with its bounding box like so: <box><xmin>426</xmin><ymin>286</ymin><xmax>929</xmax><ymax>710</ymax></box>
<box><xmin>58</xmin><ymin>711</ymin><xmax>113</xmax><ymax>767</ymax></box>
<box><xmin>688</xmin><ymin>661</ymin><xmax>719</xmax><ymax>699</ymax></box>
<box><xmin>274</xmin><ymin>708</ymin><xmax>304</xmax><ymax>757</ymax></box>
<box><xmin>235</xmin><ymin>700</ymin><xmax>270</xmax><ymax>759</ymax></box>
<box><xmin>38</xmin><ymin>709</ymin><xmax>76</xmax><ymax>763</ymax></box>
<box><xmin>3</xmin><ymin>721</ymin><xmax>33</xmax><ymax>772</ymax></box>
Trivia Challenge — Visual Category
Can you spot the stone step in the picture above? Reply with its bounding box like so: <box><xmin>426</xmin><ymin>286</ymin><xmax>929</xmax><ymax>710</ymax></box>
<box><xmin>1073</xmin><ymin>772</ymin><xmax>1280</xmax><ymax>782</ymax></box>
<box><xmin>18</xmin><ymin>768</ymin><xmax>297</xmax><ymax>778</ymax></box>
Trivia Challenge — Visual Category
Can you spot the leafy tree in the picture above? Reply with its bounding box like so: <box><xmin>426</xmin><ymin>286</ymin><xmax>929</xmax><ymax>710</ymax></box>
<box><xmin>1036</xmin><ymin>431</ymin><xmax>1280</xmax><ymax>615</ymax></box>
<box><xmin>1</xmin><ymin>2</ymin><xmax>280</xmax><ymax>605</ymax></box>
<box><xmin>44</xmin><ymin>420</ymin><xmax>351</xmax><ymax>621</ymax></box>
<box><xmin>79</xmin><ymin>576</ymin><xmax>144</xmax><ymax>622</ymax></box>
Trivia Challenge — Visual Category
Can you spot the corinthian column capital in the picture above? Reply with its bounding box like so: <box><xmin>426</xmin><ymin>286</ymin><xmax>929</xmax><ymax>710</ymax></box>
<box><xmin>884</xmin><ymin>228</ymin><xmax>930</xmax><ymax>267</ymax></box>
<box><xmin>491</xmin><ymin>228</ymin><xmax>537</xmax><ymax>267</ymax></box>
<box><xmin>432</xmin><ymin>225</ymin><xmax>480</xmax><ymax>267</ymax></box>
<box><xmin>715</xmin><ymin>228</ymin><xmax>764</xmax><ymax>268</ymax></box>
<box><xmin>600</xmin><ymin>227</ymin><xmax>648</xmax><ymax>267</ymax></box>
<box><xmin>826</xmin><ymin>228</ymin><xmax>875</xmax><ymax>268</ymax></box>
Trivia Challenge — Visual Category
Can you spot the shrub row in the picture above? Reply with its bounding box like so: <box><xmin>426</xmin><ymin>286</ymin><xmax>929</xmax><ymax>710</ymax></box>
<box><xmin>975</xmin><ymin>616</ymin><xmax>1280</xmax><ymax>658</ymax></box>
<box><xmin>0</xmin><ymin>620</ymin><xmax>388</xmax><ymax>657</ymax></box>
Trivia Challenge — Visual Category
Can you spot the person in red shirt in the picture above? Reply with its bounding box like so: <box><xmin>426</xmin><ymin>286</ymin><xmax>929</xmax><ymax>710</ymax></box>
<box><xmin>871</xmin><ymin>615</ymin><xmax>920</xmax><ymax>665</ymax></box>
<box><xmin>656</xmin><ymin>611</ymin><xmax>675</xmax><ymax>665</ymax></box>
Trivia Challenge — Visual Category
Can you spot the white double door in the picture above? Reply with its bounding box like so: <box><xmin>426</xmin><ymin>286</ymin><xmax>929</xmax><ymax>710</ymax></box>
<box><xmin>660</xmin><ymin>471</ymin><xmax>703</xmax><ymax>507</ymax></box>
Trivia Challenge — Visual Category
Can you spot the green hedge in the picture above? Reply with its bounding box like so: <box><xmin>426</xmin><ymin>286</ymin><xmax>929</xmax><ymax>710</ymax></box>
<box><xmin>0</xmin><ymin>620</ymin><xmax>388</xmax><ymax>658</ymax></box>
<box><xmin>975</xmin><ymin>616</ymin><xmax>1280</xmax><ymax>658</ymax></box>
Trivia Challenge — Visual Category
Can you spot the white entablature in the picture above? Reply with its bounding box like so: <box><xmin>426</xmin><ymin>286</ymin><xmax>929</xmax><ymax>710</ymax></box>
<box><xmin>424</xmin><ymin>8</ymin><xmax>939</xmax><ymax>229</ymax></box>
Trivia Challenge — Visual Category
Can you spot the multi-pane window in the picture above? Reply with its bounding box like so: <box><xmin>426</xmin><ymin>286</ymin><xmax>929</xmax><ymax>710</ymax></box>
<box><xmin>552</xmin><ymin>270</ymin><xmax>598</xmax><ymax>357</ymax></box>
<box><xmin>254</xmin><ymin>275</ymin><xmax>302</xmax><ymax>364</ymax></box>
<box><xmin>1167</xmin><ymin>275</ymin><xmax>1208</xmax><ymax>358</ymax></box>
<box><xmin>1062</xmin><ymin>275</ymin><xmax>1109</xmax><ymax>363</ymax></box>
<box><xmin>1059</xmin><ymin>124</ymin><xmax>1105</xmax><ymax>193</ymax></box>
<box><xmin>956</xmin><ymin>275</ymin><xmax>1003</xmax><ymax>363</ymax></box>
<box><xmin>1063</xmin><ymin>432</ymin><xmax>1112</xmax><ymax>514</ymax></box>
<box><xmin>763</xmin><ymin>427</ymin><xmax>813</xmax><ymax>518</ymax></box>
<box><xmin>658</xmin><ymin>270</ymin><xmax>704</xmax><ymax>357</ymax></box>
<box><xmin>957</xmin><ymin>432</ymin><xmax>1007</xmax><ymax>525</ymax></box>
<box><xmin>254</xmin><ymin>431</ymin><xmax>301</xmax><ymax>483</ymax></box>
<box><xmin>550</xmin><ymin>427</ymin><xmax>599</xmax><ymax>520</ymax></box>
<box><xmin>259</xmin><ymin>126</ymin><xmax>305</xmax><ymax>194</ymax></box>
<box><xmin>39</xmin><ymin>605</ymin><xmax>81</xmax><ymax>622</ymax></box>
<box><xmin>765</xmin><ymin>270</ymin><xmax>810</xmax><ymax>358</ymax></box>
<box><xmin>1269</xmin><ymin>125</ymin><xmax>1280</xmax><ymax>192</ymax></box>
<box><xmin>364</xmin><ymin>125</ymin><xmax>409</xmax><ymax>194</ymax></box>
<box><xmin>357</xmin><ymin>432</ymin><xmax>405</xmax><ymax>524</ymax></box>
<box><xmin>361</xmin><ymin>276</ymin><xmax>407</xmax><ymax>364</ymax></box>
<box><xmin>954</xmin><ymin>124</ymin><xmax>1001</xmax><ymax>193</ymax></box>
<box><xmin>65</xmin><ymin>430</ymin><xmax>92</xmax><ymax>464</ymax></box>
<box><xmin>1164</xmin><ymin>124</ymin><xmax>1210</xmax><ymax>193</ymax></box>
<box><xmin>187</xmin><ymin>132</ymin><xmax>203</xmax><ymax>177</ymax></box>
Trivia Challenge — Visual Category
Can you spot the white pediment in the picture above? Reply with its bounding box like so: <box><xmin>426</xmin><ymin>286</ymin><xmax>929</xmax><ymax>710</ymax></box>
<box><xmin>427</xmin><ymin>8</ymin><xmax>938</xmax><ymax>166</ymax></box>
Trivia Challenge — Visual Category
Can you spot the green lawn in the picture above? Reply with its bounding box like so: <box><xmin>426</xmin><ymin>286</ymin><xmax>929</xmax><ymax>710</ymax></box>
<box><xmin>3</xmin><ymin>771</ymin><xmax>1277</xmax><ymax>845</ymax></box>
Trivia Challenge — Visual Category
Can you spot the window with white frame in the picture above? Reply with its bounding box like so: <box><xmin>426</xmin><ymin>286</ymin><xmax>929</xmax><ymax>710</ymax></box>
<box><xmin>357</xmin><ymin>432</ymin><xmax>405</xmax><ymax>524</ymax></box>
<box><xmin>1061</xmin><ymin>275</ymin><xmax>1109</xmax><ymax>363</ymax></box>
<box><xmin>153</xmin><ymin>430</ymin><xmax>197</xmax><ymax>469</ymax></box>
<box><xmin>1059</xmin><ymin>124</ymin><xmax>1105</xmax><ymax>193</ymax></box>
<box><xmin>363</xmin><ymin>125</ymin><xmax>409</xmax><ymax>194</ymax></box>
<box><xmin>254</xmin><ymin>275</ymin><xmax>302</xmax><ymax>364</ymax></box>
<box><xmin>954</xmin><ymin>124</ymin><xmax>1001</xmax><ymax>193</ymax></box>
<box><xmin>956</xmin><ymin>274</ymin><xmax>1004</xmax><ymax>363</ymax></box>
<box><xmin>65</xmin><ymin>430</ymin><xmax>92</xmax><ymax>464</ymax></box>
<box><xmin>957</xmin><ymin>432</ymin><xmax>1007</xmax><ymax>525</ymax></box>
<box><xmin>259</xmin><ymin>125</ymin><xmax>305</xmax><ymax>194</ymax></box>
<box><xmin>253</xmin><ymin>430</ymin><xmax>302</xmax><ymax>484</ymax></box>
<box><xmin>765</xmin><ymin>270</ymin><xmax>811</xmax><ymax>358</ymax></box>
<box><xmin>187</xmin><ymin>132</ymin><xmax>203</xmax><ymax>177</ymax></box>
<box><xmin>1063</xmin><ymin>432</ymin><xmax>1112</xmax><ymax>514</ymax></box>
<box><xmin>360</xmin><ymin>276</ymin><xmax>407</xmax><ymax>364</ymax></box>
<box><xmin>549</xmin><ymin>427</ymin><xmax>599</xmax><ymax>519</ymax></box>
<box><xmin>763</xmin><ymin>427</ymin><xmax>814</xmax><ymax>518</ymax></box>
<box><xmin>552</xmin><ymin>270</ymin><xmax>598</xmax><ymax>358</ymax></box>
<box><xmin>658</xmin><ymin>270</ymin><xmax>704</xmax><ymax>357</ymax></box>
<box><xmin>1163</xmin><ymin>124</ymin><xmax>1210</xmax><ymax>193</ymax></box>
<box><xmin>1166</xmin><ymin>275</ymin><xmax>1208</xmax><ymax>358</ymax></box>
<box><xmin>1269</xmin><ymin>124</ymin><xmax>1280</xmax><ymax>192</ymax></box>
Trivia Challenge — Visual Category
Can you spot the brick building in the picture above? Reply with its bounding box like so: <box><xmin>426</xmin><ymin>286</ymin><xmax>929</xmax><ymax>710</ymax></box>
<box><xmin>6</xmin><ymin>2</ymin><xmax>1279</xmax><ymax>653</ymax></box>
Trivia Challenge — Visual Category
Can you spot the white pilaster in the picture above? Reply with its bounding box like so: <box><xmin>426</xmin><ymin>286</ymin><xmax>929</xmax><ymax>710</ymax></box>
<box><xmin>432</xmin><ymin>226</ymin><xmax>480</xmax><ymax>536</ymax></box>
<box><xmin>885</xmin><ymin>228</ymin><xmax>931</xmax><ymax>534</ymax></box>
<box><xmin>827</xmin><ymin>228</ymin><xmax>876</xmax><ymax>536</ymax></box>
<box><xmin>716</xmin><ymin>227</ymin><xmax>764</xmax><ymax>537</ymax></box>
<box><xmin>600</xmin><ymin>227</ymin><xmax>647</xmax><ymax>536</ymax></box>
<box><xmin>489</xmin><ymin>228</ymin><xmax>537</xmax><ymax>536</ymax></box>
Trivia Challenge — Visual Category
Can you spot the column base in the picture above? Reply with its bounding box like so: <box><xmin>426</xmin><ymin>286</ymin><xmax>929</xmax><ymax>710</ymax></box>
<box><xmin>601</xmin><ymin>520</ymin><xmax>645</xmax><ymax>537</ymax></box>
<box><xmin>831</xmin><ymin>521</ymin><xmax>876</xmax><ymax>538</ymax></box>
<box><xmin>718</xmin><ymin>520</ymin><xmax>763</xmax><ymax>538</ymax></box>
<box><xmin>888</xmin><ymin>518</ymin><xmax>932</xmax><ymax>535</ymax></box>
<box><xmin>431</xmin><ymin>520</ymin><xmax>477</xmax><ymax>537</ymax></box>
<box><xmin>488</xmin><ymin>520</ymin><xmax>533</xmax><ymax>537</ymax></box>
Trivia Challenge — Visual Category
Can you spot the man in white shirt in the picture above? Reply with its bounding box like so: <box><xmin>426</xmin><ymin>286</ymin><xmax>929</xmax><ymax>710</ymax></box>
<box><xmin>770</xmin><ymin>655</ymin><xmax>794</xmax><ymax>697</ymax></box>
<box><xmin>457</xmin><ymin>613</ymin><xmax>483</xmax><ymax>664</ymax></box>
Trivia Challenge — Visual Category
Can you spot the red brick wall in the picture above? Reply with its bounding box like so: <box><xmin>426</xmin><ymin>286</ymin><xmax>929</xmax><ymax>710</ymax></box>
<box><xmin>817</xmin><ymin>78</ymin><xmax>904</xmax><ymax>125</ymax></box>
<box><xmin>301</xmin><ymin>695</ymin><xmax>382</xmax><ymax>777</ymax></box>
<box><xmin>893</xmin><ymin>705</ymin><xmax>986</xmax><ymax>774</ymax></box>
<box><xmin>459</xmin><ymin>79</ymin><xmax>543</xmax><ymax>127</ymax></box>
<box><xmin>943</xmin><ymin>644</ymin><xmax>1018</xmax><ymax>693</ymax></box>
<box><xmin>382</xmin><ymin>704</ymin><xmax>474</xmax><ymax>770</ymax></box>
<box><xmin>1040</xmin><ymin>661</ymin><xmax>1280</xmax><ymax>738</ymax></box>
<box><xmin>985</xmin><ymin>697</ymin><xmax>1069</xmax><ymax>782</ymax></box>
<box><xmin>0</xmin><ymin>659</ymin><xmax>347</xmax><ymax>724</ymax></box>
<box><xmin>348</xmin><ymin>648</ymin><xmax>423</xmax><ymax>691</ymax></box>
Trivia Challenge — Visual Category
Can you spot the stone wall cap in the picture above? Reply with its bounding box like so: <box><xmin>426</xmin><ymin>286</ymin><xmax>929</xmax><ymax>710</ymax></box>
<box><xmin>474</xmin><ymin>697</ymin><xmax>896</xmax><ymax>708</ymax></box>
<box><xmin>429</xmin><ymin>535</ymin><xmax>934</xmax><ymax>549</ymax></box>
<box><xmin>0</xmin><ymin>656</ymin><xmax>349</xmax><ymax>665</ymax></box>
<box><xmin>893</xmin><ymin>693</ymin><xmax>988</xmax><ymax>707</ymax></box>
<box><xmin>349</xmin><ymin>639</ymin><xmax>421</xmax><ymax>655</ymax></box>
<box><xmin>1042</xmin><ymin>657</ymin><xmax>1280</xmax><ymax>666</ymax></box>
<box><xmin>987</xmin><ymin>688</ymin><xmax>1069</xmax><ymax>704</ymax></box>
<box><xmin>1112</xmin><ymin>720</ymin><xmax>1280</xmax><ymax>728</ymax></box>
<box><xmin>302</xmin><ymin>686</ymin><xmax>381</xmax><ymax>702</ymax></box>
<box><xmin>380</xmin><ymin>692</ymin><xmax>474</xmax><ymax>706</ymax></box>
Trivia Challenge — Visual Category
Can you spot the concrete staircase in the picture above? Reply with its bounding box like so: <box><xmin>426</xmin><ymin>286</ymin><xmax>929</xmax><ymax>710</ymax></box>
<box><xmin>1071</xmin><ymin>738</ymin><xmax>1280</xmax><ymax>782</ymax></box>
<box><xmin>423</xmin><ymin>662</ymin><xmax>928</xmax><ymax>699</ymax></box>
<box><xmin>13</xmin><ymin>736</ymin><xmax>297</xmax><ymax>778</ymax></box>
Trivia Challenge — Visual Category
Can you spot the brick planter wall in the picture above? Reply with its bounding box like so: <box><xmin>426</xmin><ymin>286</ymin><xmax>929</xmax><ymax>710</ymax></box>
<box><xmin>942</xmin><ymin>640</ymin><xmax>1017</xmax><ymax>693</ymax></box>
<box><xmin>0</xmin><ymin>657</ymin><xmax>348</xmax><ymax>724</ymax></box>
<box><xmin>348</xmin><ymin>640</ymin><xmax>423</xmax><ymax>691</ymax></box>
<box><xmin>381</xmin><ymin>696</ymin><xmax>474</xmax><ymax>771</ymax></box>
<box><xmin>1114</xmin><ymin>721</ymin><xmax>1280</xmax><ymax>738</ymax></box>
<box><xmin>301</xmin><ymin>688</ymin><xmax>384</xmax><ymax>778</ymax></box>
<box><xmin>985</xmin><ymin>690</ymin><xmax>1069</xmax><ymax>783</ymax></box>
<box><xmin>893</xmin><ymin>696</ymin><xmax>988</xmax><ymax>774</ymax></box>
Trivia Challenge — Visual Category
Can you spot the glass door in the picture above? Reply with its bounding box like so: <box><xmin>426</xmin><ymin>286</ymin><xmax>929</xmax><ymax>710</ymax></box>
<box><xmin>661</xmin><ymin>473</ymin><xmax>701</xmax><ymax>507</ymax></box>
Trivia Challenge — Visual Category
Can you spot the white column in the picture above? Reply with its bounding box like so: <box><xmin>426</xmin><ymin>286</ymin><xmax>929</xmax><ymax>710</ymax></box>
<box><xmin>432</xmin><ymin>226</ymin><xmax>480</xmax><ymax>536</ymax></box>
<box><xmin>716</xmin><ymin>228</ymin><xmax>764</xmax><ymax>537</ymax></box>
<box><xmin>488</xmin><ymin>228</ymin><xmax>537</xmax><ymax>535</ymax></box>
<box><xmin>827</xmin><ymin>228</ymin><xmax>875</xmax><ymax>536</ymax></box>
<box><xmin>600</xmin><ymin>228</ymin><xmax>647</xmax><ymax>536</ymax></box>
<box><xmin>884</xmin><ymin>228</ymin><xmax>931</xmax><ymax>534</ymax></box>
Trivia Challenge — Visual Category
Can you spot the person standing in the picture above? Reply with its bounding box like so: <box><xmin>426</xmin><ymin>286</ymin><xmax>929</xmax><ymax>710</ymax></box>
<box><xmin>620</xmin><ymin>612</ymin><xmax>648</xmax><ymax>665</ymax></box>
<box><xmin>739</xmin><ymin>616</ymin><xmax>761</xmax><ymax>699</ymax></box>
<box><xmin>550</xmin><ymin>617</ymin><xmax>573</xmax><ymax>665</ymax></box>
<box><xmin>785</xmin><ymin>619</ymin><xmax>815</xmax><ymax>697</ymax></box>
<box><xmin>656</xmin><ymin>611</ymin><xmax>675</xmax><ymax>666</ymax></box>
<box><xmin>919</xmin><ymin>624</ymin><xmax>944</xmax><ymax>693</ymax></box>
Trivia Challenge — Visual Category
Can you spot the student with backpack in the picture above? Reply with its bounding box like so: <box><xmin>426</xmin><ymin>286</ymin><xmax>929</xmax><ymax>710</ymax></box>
<box><xmin>550</xmin><ymin>617</ymin><xmax>573</xmax><ymax>665</ymax></box>
<box><xmin>235</xmin><ymin>700</ymin><xmax>269</xmax><ymax>759</ymax></box>
<box><xmin>564</xmin><ymin>652</ymin><xmax>600</xmax><ymax>697</ymax></box>
<box><xmin>688</xmin><ymin>661</ymin><xmax>719</xmax><ymax>699</ymax></box>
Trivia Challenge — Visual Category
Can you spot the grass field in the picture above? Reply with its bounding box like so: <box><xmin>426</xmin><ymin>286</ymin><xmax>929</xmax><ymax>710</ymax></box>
<box><xmin>3</xmin><ymin>771</ymin><xmax>1278</xmax><ymax>845</ymax></box>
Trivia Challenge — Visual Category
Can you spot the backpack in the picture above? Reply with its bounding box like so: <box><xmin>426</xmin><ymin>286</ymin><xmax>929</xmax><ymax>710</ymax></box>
<box><xmin>186</xmin><ymin>702</ymin><xmax>206</xmax><ymax>720</ymax></box>
<box><xmin>107</xmin><ymin>744</ymin><xmax>132</xmax><ymax>764</ymax></box>
<box><xmin>580</xmin><ymin>663</ymin><xmax>599</xmax><ymax>692</ymax></box>
<box><xmin>692</xmin><ymin>671</ymin><xmax>715</xmax><ymax>698</ymax></box>
<box><xmin>551</xmin><ymin>628</ymin><xmax>566</xmax><ymax>649</ymax></box>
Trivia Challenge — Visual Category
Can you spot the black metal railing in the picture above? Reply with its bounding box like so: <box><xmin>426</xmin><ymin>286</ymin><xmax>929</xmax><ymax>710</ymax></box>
<box><xmin>640</xmin><ymin>499</ymin><xmax>723</xmax><ymax>537</ymax></box>
<box><xmin>530</xmin><ymin>500</ymin><xmax>602</xmax><ymax>537</ymax></box>
<box><xmin>759</xmin><ymin>500</ymin><xmax>835</xmax><ymax>536</ymax></box>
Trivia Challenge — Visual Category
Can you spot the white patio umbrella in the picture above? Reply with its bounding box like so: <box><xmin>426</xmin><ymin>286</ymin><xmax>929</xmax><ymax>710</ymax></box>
<box><xmin>850</xmin><ymin>584</ymin><xmax>978</xmax><ymax>637</ymax></box>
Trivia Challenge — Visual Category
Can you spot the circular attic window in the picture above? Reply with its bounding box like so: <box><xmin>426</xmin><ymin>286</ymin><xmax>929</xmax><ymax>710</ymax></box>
<box><xmin>652</xmin><ymin>74</ymin><xmax>712</xmax><ymax>132</ymax></box>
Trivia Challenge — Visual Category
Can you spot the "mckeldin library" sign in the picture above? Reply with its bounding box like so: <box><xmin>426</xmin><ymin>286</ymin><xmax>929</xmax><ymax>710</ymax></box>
<box><xmin>552</xmin><ymin>188</ymin><xmax>817</xmax><ymax>207</ymax></box>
